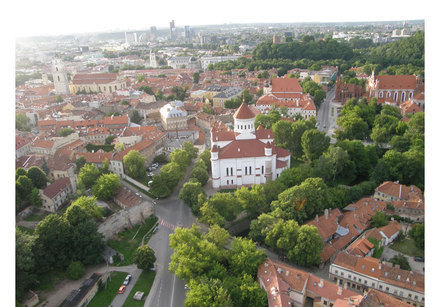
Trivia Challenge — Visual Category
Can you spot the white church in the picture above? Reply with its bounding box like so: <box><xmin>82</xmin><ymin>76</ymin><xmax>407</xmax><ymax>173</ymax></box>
<box><xmin>210</xmin><ymin>102</ymin><xmax>291</xmax><ymax>189</ymax></box>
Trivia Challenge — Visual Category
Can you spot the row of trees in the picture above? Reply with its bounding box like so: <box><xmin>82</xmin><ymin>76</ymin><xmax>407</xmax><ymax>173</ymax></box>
<box><xmin>150</xmin><ymin>142</ymin><xmax>198</xmax><ymax>198</ymax></box>
<box><xmin>169</xmin><ymin>225</ymin><xmax>268</xmax><ymax>307</ymax></box>
<box><xmin>16</xmin><ymin>196</ymin><xmax>105</xmax><ymax>299</ymax></box>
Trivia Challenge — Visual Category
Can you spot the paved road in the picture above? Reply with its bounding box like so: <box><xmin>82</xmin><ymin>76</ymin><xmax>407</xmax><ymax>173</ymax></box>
<box><xmin>110</xmin><ymin>266</ymin><xmax>143</xmax><ymax>307</ymax></box>
<box><xmin>143</xmin><ymin>163</ymin><xmax>197</xmax><ymax>307</ymax></box>
<box><xmin>316</xmin><ymin>86</ymin><xmax>338</xmax><ymax>142</ymax></box>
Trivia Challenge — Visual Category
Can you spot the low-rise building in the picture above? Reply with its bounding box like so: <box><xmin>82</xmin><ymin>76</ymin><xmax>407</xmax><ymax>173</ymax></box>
<box><xmin>69</xmin><ymin>73</ymin><xmax>126</xmax><ymax>94</ymax></box>
<box><xmin>40</xmin><ymin>177</ymin><xmax>75</xmax><ymax>212</ymax></box>
<box><xmin>330</xmin><ymin>252</ymin><xmax>424</xmax><ymax>306</ymax></box>
<box><xmin>159</xmin><ymin>100</ymin><xmax>188</xmax><ymax>130</ymax></box>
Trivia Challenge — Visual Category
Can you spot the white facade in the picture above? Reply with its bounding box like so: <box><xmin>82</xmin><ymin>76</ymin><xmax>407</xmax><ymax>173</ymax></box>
<box><xmin>211</xmin><ymin>103</ymin><xmax>290</xmax><ymax>189</ymax></box>
<box><xmin>159</xmin><ymin>100</ymin><xmax>188</xmax><ymax>130</ymax></box>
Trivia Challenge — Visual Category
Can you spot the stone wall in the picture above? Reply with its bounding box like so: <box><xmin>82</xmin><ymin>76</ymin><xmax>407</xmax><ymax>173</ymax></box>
<box><xmin>98</xmin><ymin>201</ymin><xmax>154</xmax><ymax>241</ymax></box>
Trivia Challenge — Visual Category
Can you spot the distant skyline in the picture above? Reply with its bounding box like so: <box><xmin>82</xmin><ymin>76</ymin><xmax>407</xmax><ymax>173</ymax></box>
<box><xmin>12</xmin><ymin>0</ymin><xmax>427</xmax><ymax>38</ymax></box>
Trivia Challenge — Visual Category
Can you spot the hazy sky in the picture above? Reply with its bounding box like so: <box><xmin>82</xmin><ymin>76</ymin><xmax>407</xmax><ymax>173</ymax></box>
<box><xmin>13</xmin><ymin>0</ymin><xmax>427</xmax><ymax>37</ymax></box>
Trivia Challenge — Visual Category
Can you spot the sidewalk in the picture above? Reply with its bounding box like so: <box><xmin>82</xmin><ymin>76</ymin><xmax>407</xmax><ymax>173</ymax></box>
<box><xmin>38</xmin><ymin>264</ymin><xmax>137</xmax><ymax>307</ymax></box>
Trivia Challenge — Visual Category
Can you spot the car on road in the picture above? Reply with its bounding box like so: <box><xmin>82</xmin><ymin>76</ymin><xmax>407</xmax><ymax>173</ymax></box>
<box><xmin>123</xmin><ymin>275</ymin><xmax>132</xmax><ymax>286</ymax></box>
<box><xmin>152</xmin><ymin>226</ymin><xmax>159</xmax><ymax>233</ymax></box>
<box><xmin>323</xmin><ymin>125</ymin><xmax>326</xmax><ymax>129</ymax></box>
<box><xmin>118</xmin><ymin>285</ymin><xmax>126</xmax><ymax>294</ymax></box>
<box><xmin>414</xmin><ymin>256</ymin><xmax>424</xmax><ymax>262</ymax></box>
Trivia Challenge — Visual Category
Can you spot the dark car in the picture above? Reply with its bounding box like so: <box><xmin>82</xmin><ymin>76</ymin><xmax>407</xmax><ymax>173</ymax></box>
<box><xmin>414</xmin><ymin>256</ymin><xmax>424</xmax><ymax>262</ymax></box>
<box><xmin>123</xmin><ymin>274</ymin><xmax>132</xmax><ymax>286</ymax></box>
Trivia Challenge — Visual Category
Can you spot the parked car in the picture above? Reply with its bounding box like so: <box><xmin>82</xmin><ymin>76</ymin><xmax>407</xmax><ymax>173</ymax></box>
<box><xmin>414</xmin><ymin>256</ymin><xmax>424</xmax><ymax>262</ymax></box>
<box><xmin>152</xmin><ymin>226</ymin><xmax>159</xmax><ymax>234</ymax></box>
<box><xmin>123</xmin><ymin>275</ymin><xmax>132</xmax><ymax>286</ymax></box>
<box><xmin>118</xmin><ymin>285</ymin><xmax>126</xmax><ymax>294</ymax></box>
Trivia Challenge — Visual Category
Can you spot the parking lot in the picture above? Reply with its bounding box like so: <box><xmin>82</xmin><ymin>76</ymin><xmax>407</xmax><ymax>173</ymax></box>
<box><xmin>381</xmin><ymin>246</ymin><xmax>424</xmax><ymax>274</ymax></box>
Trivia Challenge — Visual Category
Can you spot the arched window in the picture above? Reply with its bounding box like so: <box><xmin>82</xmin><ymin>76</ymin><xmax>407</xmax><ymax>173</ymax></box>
<box><xmin>394</xmin><ymin>92</ymin><xmax>398</xmax><ymax>101</ymax></box>
<box><xmin>401</xmin><ymin>92</ymin><xmax>406</xmax><ymax>101</ymax></box>
<box><xmin>387</xmin><ymin>92</ymin><xmax>391</xmax><ymax>98</ymax></box>
<box><xmin>379</xmin><ymin>92</ymin><xmax>383</xmax><ymax>98</ymax></box>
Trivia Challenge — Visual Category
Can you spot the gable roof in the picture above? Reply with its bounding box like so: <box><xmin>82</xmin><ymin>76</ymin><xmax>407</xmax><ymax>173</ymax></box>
<box><xmin>42</xmin><ymin>177</ymin><xmax>71</xmax><ymax>199</ymax></box>
<box><xmin>375</xmin><ymin>75</ymin><xmax>416</xmax><ymax>90</ymax></box>
<box><xmin>271</xmin><ymin>77</ymin><xmax>303</xmax><ymax>93</ymax></box>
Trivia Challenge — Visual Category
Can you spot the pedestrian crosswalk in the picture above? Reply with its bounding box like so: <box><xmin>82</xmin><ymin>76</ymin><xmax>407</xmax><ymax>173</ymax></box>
<box><xmin>159</xmin><ymin>219</ymin><xmax>177</xmax><ymax>230</ymax></box>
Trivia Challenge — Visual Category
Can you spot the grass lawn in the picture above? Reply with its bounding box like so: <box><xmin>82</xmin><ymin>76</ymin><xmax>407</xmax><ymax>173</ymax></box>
<box><xmin>87</xmin><ymin>271</ymin><xmax>127</xmax><ymax>307</ymax></box>
<box><xmin>389</xmin><ymin>238</ymin><xmax>424</xmax><ymax>258</ymax></box>
<box><xmin>122</xmin><ymin>270</ymin><xmax>156</xmax><ymax>307</ymax></box>
<box><xmin>107</xmin><ymin>215</ymin><xmax>158</xmax><ymax>266</ymax></box>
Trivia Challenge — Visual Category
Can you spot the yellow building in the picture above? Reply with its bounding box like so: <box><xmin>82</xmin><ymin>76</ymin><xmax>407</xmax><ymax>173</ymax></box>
<box><xmin>69</xmin><ymin>73</ymin><xmax>126</xmax><ymax>94</ymax></box>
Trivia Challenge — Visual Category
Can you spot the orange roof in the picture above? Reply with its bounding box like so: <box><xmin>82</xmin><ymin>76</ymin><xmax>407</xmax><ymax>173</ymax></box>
<box><xmin>359</xmin><ymin>289</ymin><xmax>412</xmax><ymax>307</ymax></box>
<box><xmin>375</xmin><ymin>75</ymin><xmax>416</xmax><ymax>90</ymax></box>
<box><xmin>72</xmin><ymin>73</ymin><xmax>118</xmax><ymax>85</ymax></box>
<box><xmin>233</xmin><ymin>102</ymin><xmax>256</xmax><ymax>119</ymax></box>
<box><xmin>306</xmin><ymin>274</ymin><xmax>358</xmax><ymax>302</ymax></box>
<box><xmin>103</xmin><ymin>115</ymin><xmax>129</xmax><ymax>126</ymax></box>
<box><xmin>43</xmin><ymin>177</ymin><xmax>71</xmax><ymax>199</ymax></box>
<box><xmin>271</xmin><ymin>77</ymin><xmax>303</xmax><ymax>93</ymax></box>
<box><xmin>346</xmin><ymin>237</ymin><xmax>374</xmax><ymax>256</ymax></box>
<box><xmin>32</xmin><ymin>139</ymin><xmax>54</xmax><ymax>149</ymax></box>
<box><xmin>218</xmin><ymin>139</ymin><xmax>267</xmax><ymax>159</ymax></box>
<box><xmin>376</xmin><ymin>181</ymin><xmax>423</xmax><ymax>201</ymax></box>
<box><xmin>306</xmin><ymin>209</ymin><xmax>342</xmax><ymax>239</ymax></box>
<box><xmin>378</xmin><ymin>220</ymin><xmax>402</xmax><ymax>238</ymax></box>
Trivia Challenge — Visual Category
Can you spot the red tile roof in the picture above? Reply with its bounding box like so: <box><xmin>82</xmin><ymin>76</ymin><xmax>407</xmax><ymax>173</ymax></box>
<box><xmin>375</xmin><ymin>75</ymin><xmax>417</xmax><ymax>90</ymax></box>
<box><xmin>42</xmin><ymin>177</ymin><xmax>71</xmax><ymax>199</ymax></box>
<box><xmin>359</xmin><ymin>289</ymin><xmax>412</xmax><ymax>307</ymax></box>
<box><xmin>218</xmin><ymin>139</ymin><xmax>267</xmax><ymax>159</ymax></box>
<box><xmin>271</xmin><ymin>77</ymin><xmax>303</xmax><ymax>93</ymax></box>
<box><xmin>378</xmin><ymin>220</ymin><xmax>402</xmax><ymax>238</ymax></box>
<box><xmin>375</xmin><ymin>181</ymin><xmax>423</xmax><ymax>201</ymax></box>
<box><xmin>71</xmin><ymin>73</ymin><xmax>118</xmax><ymax>85</ymax></box>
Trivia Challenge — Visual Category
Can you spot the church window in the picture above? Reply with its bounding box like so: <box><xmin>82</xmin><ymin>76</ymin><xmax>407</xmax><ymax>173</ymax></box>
<box><xmin>409</xmin><ymin>92</ymin><xmax>413</xmax><ymax>98</ymax></box>
<box><xmin>262</xmin><ymin>166</ymin><xmax>264</xmax><ymax>174</ymax></box>
<box><xmin>394</xmin><ymin>92</ymin><xmax>398</xmax><ymax>101</ymax></box>
<box><xmin>230</xmin><ymin>168</ymin><xmax>233</xmax><ymax>176</ymax></box>
<box><xmin>245</xmin><ymin>167</ymin><xmax>247</xmax><ymax>175</ymax></box>
<box><xmin>227</xmin><ymin>180</ymin><xmax>229</xmax><ymax>185</ymax></box>
<box><xmin>56</xmin><ymin>67</ymin><xmax>58</xmax><ymax>72</ymax></box>
<box><xmin>57</xmin><ymin>76</ymin><xmax>60</xmax><ymax>82</ymax></box>
<box><xmin>387</xmin><ymin>92</ymin><xmax>391</xmax><ymax>98</ymax></box>
<box><xmin>231</xmin><ymin>180</ymin><xmax>233</xmax><ymax>184</ymax></box>
<box><xmin>402</xmin><ymin>92</ymin><xmax>406</xmax><ymax>101</ymax></box>
<box><xmin>249</xmin><ymin>166</ymin><xmax>252</xmax><ymax>174</ymax></box>
<box><xmin>226</xmin><ymin>168</ymin><xmax>229</xmax><ymax>176</ymax></box>
<box><xmin>379</xmin><ymin>92</ymin><xmax>383</xmax><ymax>98</ymax></box>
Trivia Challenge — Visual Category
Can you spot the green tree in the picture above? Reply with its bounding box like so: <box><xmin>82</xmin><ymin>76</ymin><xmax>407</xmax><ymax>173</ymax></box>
<box><xmin>26</xmin><ymin>166</ymin><xmax>48</xmax><ymax>189</ymax></box>
<box><xmin>301</xmin><ymin>129</ymin><xmax>330</xmax><ymax>162</ymax></box>
<box><xmin>193</xmin><ymin>72</ymin><xmax>200</xmax><ymax>84</ymax></box>
<box><xmin>16</xmin><ymin>168</ymin><xmax>27</xmax><ymax>180</ymax></box>
<box><xmin>290</xmin><ymin>119</ymin><xmax>316</xmax><ymax>159</ymax></box>
<box><xmin>123</xmin><ymin>150</ymin><xmax>147</xmax><ymax>181</ymax></box>
<box><xmin>170</xmin><ymin>148</ymin><xmax>191</xmax><ymax>170</ymax></box>
<box><xmin>66</xmin><ymin>261</ymin><xmax>86</xmax><ymax>280</ymax></box>
<box><xmin>235</xmin><ymin>185</ymin><xmax>268</xmax><ymax>218</ymax></box>
<box><xmin>229</xmin><ymin>237</ymin><xmax>266</xmax><ymax>276</ymax></box>
<box><xmin>56</xmin><ymin>95</ymin><xmax>63</xmax><ymax>103</ymax></box>
<box><xmin>199</xmin><ymin>149</ymin><xmax>211</xmax><ymax>172</ymax></box>
<box><xmin>225</xmin><ymin>274</ymin><xmax>268</xmax><ymax>307</ymax></box>
<box><xmin>70</xmin><ymin>219</ymin><xmax>105</xmax><ymax>265</ymax></box>
<box><xmin>70</xmin><ymin>196</ymin><xmax>103</xmax><ymax>221</ymax></box>
<box><xmin>16</xmin><ymin>113</ymin><xmax>30</xmax><ymax>131</ymax></box>
<box><xmin>389</xmin><ymin>254</ymin><xmax>411</xmax><ymax>271</ymax></box>
<box><xmin>34</xmin><ymin>214</ymin><xmax>72</xmax><ymax>272</ymax></box>
<box><xmin>130</xmin><ymin>110</ymin><xmax>143</xmax><ymax>124</ymax></box>
<box><xmin>16</xmin><ymin>175</ymin><xmax>34</xmax><ymax>201</ymax></box>
<box><xmin>160</xmin><ymin>162</ymin><xmax>185</xmax><ymax>188</ymax></box>
<box><xmin>371</xmin><ymin>211</ymin><xmax>388</xmax><ymax>228</ymax></box>
<box><xmin>292</xmin><ymin>225</ymin><xmax>323</xmax><ymax>267</ymax></box>
<box><xmin>272</xmin><ymin>120</ymin><xmax>293</xmax><ymax>149</ymax></box>
<box><xmin>249</xmin><ymin>213</ymin><xmax>279</xmax><ymax>244</ymax></box>
<box><xmin>183</xmin><ymin>141</ymin><xmax>199</xmax><ymax>159</ymax></box>
<box><xmin>322</xmin><ymin>146</ymin><xmax>350</xmax><ymax>182</ymax></box>
<box><xmin>408</xmin><ymin>223</ymin><xmax>424</xmax><ymax>249</ymax></box>
<box><xmin>16</xmin><ymin>228</ymin><xmax>37</xmax><ymax>299</ymax></box>
<box><xmin>179</xmin><ymin>181</ymin><xmax>205</xmax><ymax>214</ymax></box>
<box><xmin>59</xmin><ymin>128</ymin><xmax>75</xmax><ymax>137</ymax></box>
<box><xmin>185</xmin><ymin>278</ymin><xmax>232</xmax><ymax>307</ymax></box>
<box><xmin>92</xmin><ymin>173</ymin><xmax>120</xmax><ymax>200</ymax></box>
<box><xmin>75</xmin><ymin>156</ymin><xmax>86</xmax><ymax>172</ymax></box>
<box><xmin>78</xmin><ymin>163</ymin><xmax>100</xmax><ymax>189</ymax></box>
<box><xmin>200</xmin><ymin>193</ymin><xmax>241</xmax><ymax>225</ymax></box>
<box><xmin>29</xmin><ymin>188</ymin><xmax>42</xmax><ymax>207</ymax></box>
<box><xmin>190</xmin><ymin>166</ymin><xmax>209</xmax><ymax>186</ymax></box>
<box><xmin>134</xmin><ymin>245</ymin><xmax>156</xmax><ymax>270</ymax></box>
<box><xmin>265</xmin><ymin>219</ymin><xmax>299</xmax><ymax>260</ymax></box>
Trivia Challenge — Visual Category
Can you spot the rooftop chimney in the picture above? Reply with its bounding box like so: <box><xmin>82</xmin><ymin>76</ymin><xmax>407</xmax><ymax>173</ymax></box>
<box><xmin>315</xmin><ymin>215</ymin><xmax>319</xmax><ymax>222</ymax></box>
<box><xmin>325</xmin><ymin>209</ymin><xmax>329</xmax><ymax>220</ymax></box>
<box><xmin>319</xmin><ymin>279</ymin><xmax>324</xmax><ymax>288</ymax></box>
<box><xmin>399</xmin><ymin>184</ymin><xmax>402</xmax><ymax>199</ymax></box>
